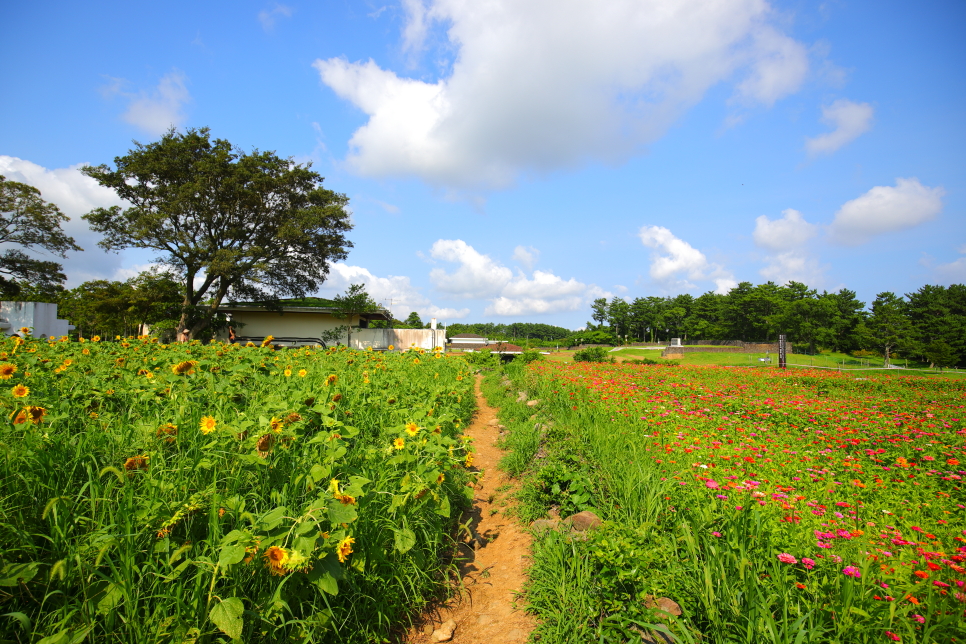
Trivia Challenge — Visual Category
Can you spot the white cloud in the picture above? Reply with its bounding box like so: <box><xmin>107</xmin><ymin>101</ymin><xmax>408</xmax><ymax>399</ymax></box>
<box><xmin>828</xmin><ymin>178</ymin><xmax>945</xmax><ymax>246</ymax></box>
<box><xmin>512</xmin><ymin>245</ymin><xmax>539</xmax><ymax>269</ymax></box>
<box><xmin>638</xmin><ymin>225</ymin><xmax>736</xmax><ymax>293</ymax></box>
<box><xmin>428</xmin><ymin>238</ymin><xmax>605</xmax><ymax>315</ymax></box>
<box><xmin>0</xmin><ymin>155</ymin><xmax>128</xmax><ymax>286</ymax></box>
<box><xmin>752</xmin><ymin>208</ymin><xmax>823</xmax><ymax>285</ymax></box>
<box><xmin>315</xmin><ymin>0</ymin><xmax>808</xmax><ymax>190</ymax></box>
<box><xmin>258</xmin><ymin>4</ymin><xmax>293</xmax><ymax>31</ymax></box>
<box><xmin>429</xmin><ymin>239</ymin><xmax>513</xmax><ymax>298</ymax></box>
<box><xmin>936</xmin><ymin>248</ymin><xmax>966</xmax><ymax>282</ymax></box>
<box><xmin>318</xmin><ymin>262</ymin><xmax>469</xmax><ymax>320</ymax></box>
<box><xmin>805</xmin><ymin>99</ymin><xmax>874</xmax><ymax>156</ymax></box>
<box><xmin>734</xmin><ymin>26</ymin><xmax>810</xmax><ymax>107</ymax></box>
<box><xmin>753</xmin><ymin>208</ymin><xmax>817</xmax><ymax>251</ymax></box>
<box><xmin>104</xmin><ymin>70</ymin><xmax>191</xmax><ymax>136</ymax></box>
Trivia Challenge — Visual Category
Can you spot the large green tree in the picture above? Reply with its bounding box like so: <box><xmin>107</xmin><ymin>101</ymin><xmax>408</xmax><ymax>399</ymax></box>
<box><xmin>868</xmin><ymin>292</ymin><xmax>912</xmax><ymax>367</ymax></box>
<box><xmin>82</xmin><ymin>128</ymin><xmax>353</xmax><ymax>338</ymax></box>
<box><xmin>0</xmin><ymin>175</ymin><xmax>82</xmax><ymax>298</ymax></box>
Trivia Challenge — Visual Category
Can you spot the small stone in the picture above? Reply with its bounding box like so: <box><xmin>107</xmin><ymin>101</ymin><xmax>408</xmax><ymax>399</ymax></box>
<box><xmin>530</xmin><ymin>518</ymin><xmax>558</xmax><ymax>533</ymax></box>
<box><xmin>498</xmin><ymin>424</ymin><xmax>507</xmax><ymax>430</ymax></box>
<box><xmin>516</xmin><ymin>391</ymin><xmax>528</xmax><ymax>403</ymax></box>
<box><xmin>432</xmin><ymin>619</ymin><xmax>457</xmax><ymax>642</ymax></box>
<box><xmin>644</xmin><ymin>596</ymin><xmax>682</xmax><ymax>617</ymax></box>
<box><xmin>563</xmin><ymin>510</ymin><xmax>602</xmax><ymax>532</ymax></box>
<box><xmin>422</xmin><ymin>623</ymin><xmax>434</xmax><ymax>635</ymax></box>
<box><xmin>525</xmin><ymin>399</ymin><xmax>541</xmax><ymax>407</ymax></box>
<box><xmin>488</xmin><ymin>418</ymin><xmax>499</xmax><ymax>426</ymax></box>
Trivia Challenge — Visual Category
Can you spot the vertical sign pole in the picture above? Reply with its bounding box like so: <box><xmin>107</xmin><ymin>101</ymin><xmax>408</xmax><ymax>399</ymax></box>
<box><xmin>778</xmin><ymin>334</ymin><xmax>787</xmax><ymax>369</ymax></box>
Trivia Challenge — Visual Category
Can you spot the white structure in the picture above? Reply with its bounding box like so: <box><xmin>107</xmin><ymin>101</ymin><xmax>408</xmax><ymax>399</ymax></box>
<box><xmin>670</xmin><ymin>337</ymin><xmax>683</xmax><ymax>347</ymax></box>
<box><xmin>1</xmin><ymin>301</ymin><xmax>74</xmax><ymax>338</ymax></box>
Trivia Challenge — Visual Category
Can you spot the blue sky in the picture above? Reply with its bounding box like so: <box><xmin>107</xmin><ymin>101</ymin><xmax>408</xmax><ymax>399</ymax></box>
<box><xmin>2</xmin><ymin>0</ymin><xmax>963</xmax><ymax>328</ymax></box>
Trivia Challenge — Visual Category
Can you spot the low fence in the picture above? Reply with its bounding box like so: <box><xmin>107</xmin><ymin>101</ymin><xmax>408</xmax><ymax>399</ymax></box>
<box><xmin>662</xmin><ymin>342</ymin><xmax>791</xmax><ymax>357</ymax></box>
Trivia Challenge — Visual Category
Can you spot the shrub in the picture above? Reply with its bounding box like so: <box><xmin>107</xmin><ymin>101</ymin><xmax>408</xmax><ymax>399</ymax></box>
<box><xmin>516</xmin><ymin>349</ymin><xmax>544</xmax><ymax>364</ymax></box>
<box><xmin>573</xmin><ymin>346</ymin><xmax>614</xmax><ymax>363</ymax></box>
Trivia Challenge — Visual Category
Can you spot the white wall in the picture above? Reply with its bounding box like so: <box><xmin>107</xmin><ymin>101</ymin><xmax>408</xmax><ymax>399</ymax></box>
<box><xmin>0</xmin><ymin>301</ymin><xmax>73</xmax><ymax>338</ymax></box>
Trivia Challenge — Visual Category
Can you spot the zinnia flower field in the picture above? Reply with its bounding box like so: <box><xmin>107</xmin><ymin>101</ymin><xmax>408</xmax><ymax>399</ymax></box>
<box><xmin>0</xmin><ymin>334</ymin><xmax>475</xmax><ymax>643</ymax></box>
<box><xmin>509</xmin><ymin>361</ymin><xmax>965</xmax><ymax>643</ymax></box>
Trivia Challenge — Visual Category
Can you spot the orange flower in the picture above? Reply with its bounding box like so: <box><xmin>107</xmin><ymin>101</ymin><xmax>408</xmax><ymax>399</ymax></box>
<box><xmin>913</xmin><ymin>570</ymin><xmax>929</xmax><ymax>579</ymax></box>
<box><xmin>948</xmin><ymin>458</ymin><xmax>960</xmax><ymax>467</ymax></box>
<box><xmin>906</xmin><ymin>595</ymin><xmax>920</xmax><ymax>605</ymax></box>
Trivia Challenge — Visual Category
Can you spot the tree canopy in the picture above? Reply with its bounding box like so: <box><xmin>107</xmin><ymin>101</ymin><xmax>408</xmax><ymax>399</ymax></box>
<box><xmin>331</xmin><ymin>283</ymin><xmax>380</xmax><ymax>345</ymax></box>
<box><xmin>82</xmin><ymin>128</ymin><xmax>352</xmax><ymax>337</ymax></box>
<box><xmin>0</xmin><ymin>175</ymin><xmax>82</xmax><ymax>298</ymax></box>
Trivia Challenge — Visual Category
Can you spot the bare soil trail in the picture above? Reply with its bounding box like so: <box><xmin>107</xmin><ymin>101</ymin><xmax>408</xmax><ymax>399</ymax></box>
<box><xmin>403</xmin><ymin>374</ymin><xmax>536</xmax><ymax>644</ymax></box>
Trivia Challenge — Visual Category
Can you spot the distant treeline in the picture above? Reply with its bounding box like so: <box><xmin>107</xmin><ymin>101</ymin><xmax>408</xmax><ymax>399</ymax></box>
<box><xmin>588</xmin><ymin>281</ymin><xmax>966</xmax><ymax>367</ymax></box>
<box><xmin>445</xmin><ymin>322</ymin><xmax>572</xmax><ymax>341</ymax></box>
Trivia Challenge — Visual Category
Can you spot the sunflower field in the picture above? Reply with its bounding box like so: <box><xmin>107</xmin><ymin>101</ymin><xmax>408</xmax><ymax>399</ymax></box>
<box><xmin>491</xmin><ymin>361</ymin><xmax>966</xmax><ymax>643</ymax></box>
<box><xmin>0</xmin><ymin>334</ymin><xmax>475</xmax><ymax>643</ymax></box>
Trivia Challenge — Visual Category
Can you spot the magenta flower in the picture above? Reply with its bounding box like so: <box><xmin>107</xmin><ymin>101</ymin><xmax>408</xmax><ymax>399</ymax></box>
<box><xmin>885</xmin><ymin>631</ymin><xmax>900</xmax><ymax>642</ymax></box>
<box><xmin>711</xmin><ymin>531</ymin><xmax>722</xmax><ymax>537</ymax></box>
<box><xmin>842</xmin><ymin>566</ymin><xmax>861</xmax><ymax>578</ymax></box>
<box><xmin>777</xmin><ymin>553</ymin><xmax>797</xmax><ymax>565</ymax></box>
<box><xmin>911</xmin><ymin>614</ymin><xmax>924</xmax><ymax>624</ymax></box>
<box><xmin>802</xmin><ymin>557</ymin><xmax>816</xmax><ymax>570</ymax></box>
<box><xmin>705</xmin><ymin>480</ymin><xmax>719</xmax><ymax>489</ymax></box>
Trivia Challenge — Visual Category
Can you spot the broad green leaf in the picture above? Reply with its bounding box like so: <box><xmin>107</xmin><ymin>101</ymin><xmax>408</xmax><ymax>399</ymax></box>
<box><xmin>0</xmin><ymin>562</ymin><xmax>39</xmax><ymax>587</ymax></box>
<box><xmin>256</xmin><ymin>506</ymin><xmax>288</xmax><ymax>530</ymax></box>
<box><xmin>218</xmin><ymin>545</ymin><xmax>246</xmax><ymax>568</ymax></box>
<box><xmin>209</xmin><ymin>597</ymin><xmax>244</xmax><ymax>640</ymax></box>
<box><xmin>435</xmin><ymin>494</ymin><xmax>451</xmax><ymax>518</ymax></box>
<box><xmin>393</xmin><ymin>527</ymin><xmax>416</xmax><ymax>553</ymax></box>
<box><xmin>327</xmin><ymin>499</ymin><xmax>357</xmax><ymax>524</ymax></box>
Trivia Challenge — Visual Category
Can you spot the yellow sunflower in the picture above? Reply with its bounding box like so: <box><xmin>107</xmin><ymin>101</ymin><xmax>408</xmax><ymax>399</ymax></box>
<box><xmin>11</xmin><ymin>384</ymin><xmax>29</xmax><ymax>398</ymax></box>
<box><xmin>405</xmin><ymin>422</ymin><xmax>420</xmax><ymax>437</ymax></box>
<box><xmin>263</xmin><ymin>546</ymin><xmax>289</xmax><ymax>575</ymax></box>
<box><xmin>337</xmin><ymin>536</ymin><xmax>355</xmax><ymax>563</ymax></box>
<box><xmin>0</xmin><ymin>363</ymin><xmax>17</xmax><ymax>379</ymax></box>
<box><xmin>393</xmin><ymin>437</ymin><xmax>405</xmax><ymax>450</ymax></box>
<box><xmin>199</xmin><ymin>416</ymin><xmax>218</xmax><ymax>434</ymax></box>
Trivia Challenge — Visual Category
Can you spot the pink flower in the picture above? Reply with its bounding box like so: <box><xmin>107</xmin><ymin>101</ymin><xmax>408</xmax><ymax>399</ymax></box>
<box><xmin>817</xmin><ymin>541</ymin><xmax>833</xmax><ymax>549</ymax></box>
<box><xmin>705</xmin><ymin>480</ymin><xmax>720</xmax><ymax>489</ymax></box>
<box><xmin>911</xmin><ymin>614</ymin><xmax>924</xmax><ymax>624</ymax></box>
<box><xmin>777</xmin><ymin>553</ymin><xmax>797</xmax><ymax>564</ymax></box>
<box><xmin>842</xmin><ymin>566</ymin><xmax>861</xmax><ymax>578</ymax></box>
<box><xmin>802</xmin><ymin>558</ymin><xmax>816</xmax><ymax>570</ymax></box>
<box><xmin>885</xmin><ymin>631</ymin><xmax>900</xmax><ymax>642</ymax></box>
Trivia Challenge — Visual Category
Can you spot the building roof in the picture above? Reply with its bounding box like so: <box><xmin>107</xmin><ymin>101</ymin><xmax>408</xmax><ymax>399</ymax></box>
<box><xmin>219</xmin><ymin>299</ymin><xmax>390</xmax><ymax>321</ymax></box>
<box><xmin>485</xmin><ymin>342</ymin><xmax>524</xmax><ymax>354</ymax></box>
<box><xmin>450</xmin><ymin>333</ymin><xmax>485</xmax><ymax>339</ymax></box>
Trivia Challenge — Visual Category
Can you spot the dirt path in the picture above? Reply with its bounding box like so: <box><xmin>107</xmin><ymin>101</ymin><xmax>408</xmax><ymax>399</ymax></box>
<box><xmin>404</xmin><ymin>375</ymin><xmax>536</xmax><ymax>644</ymax></box>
